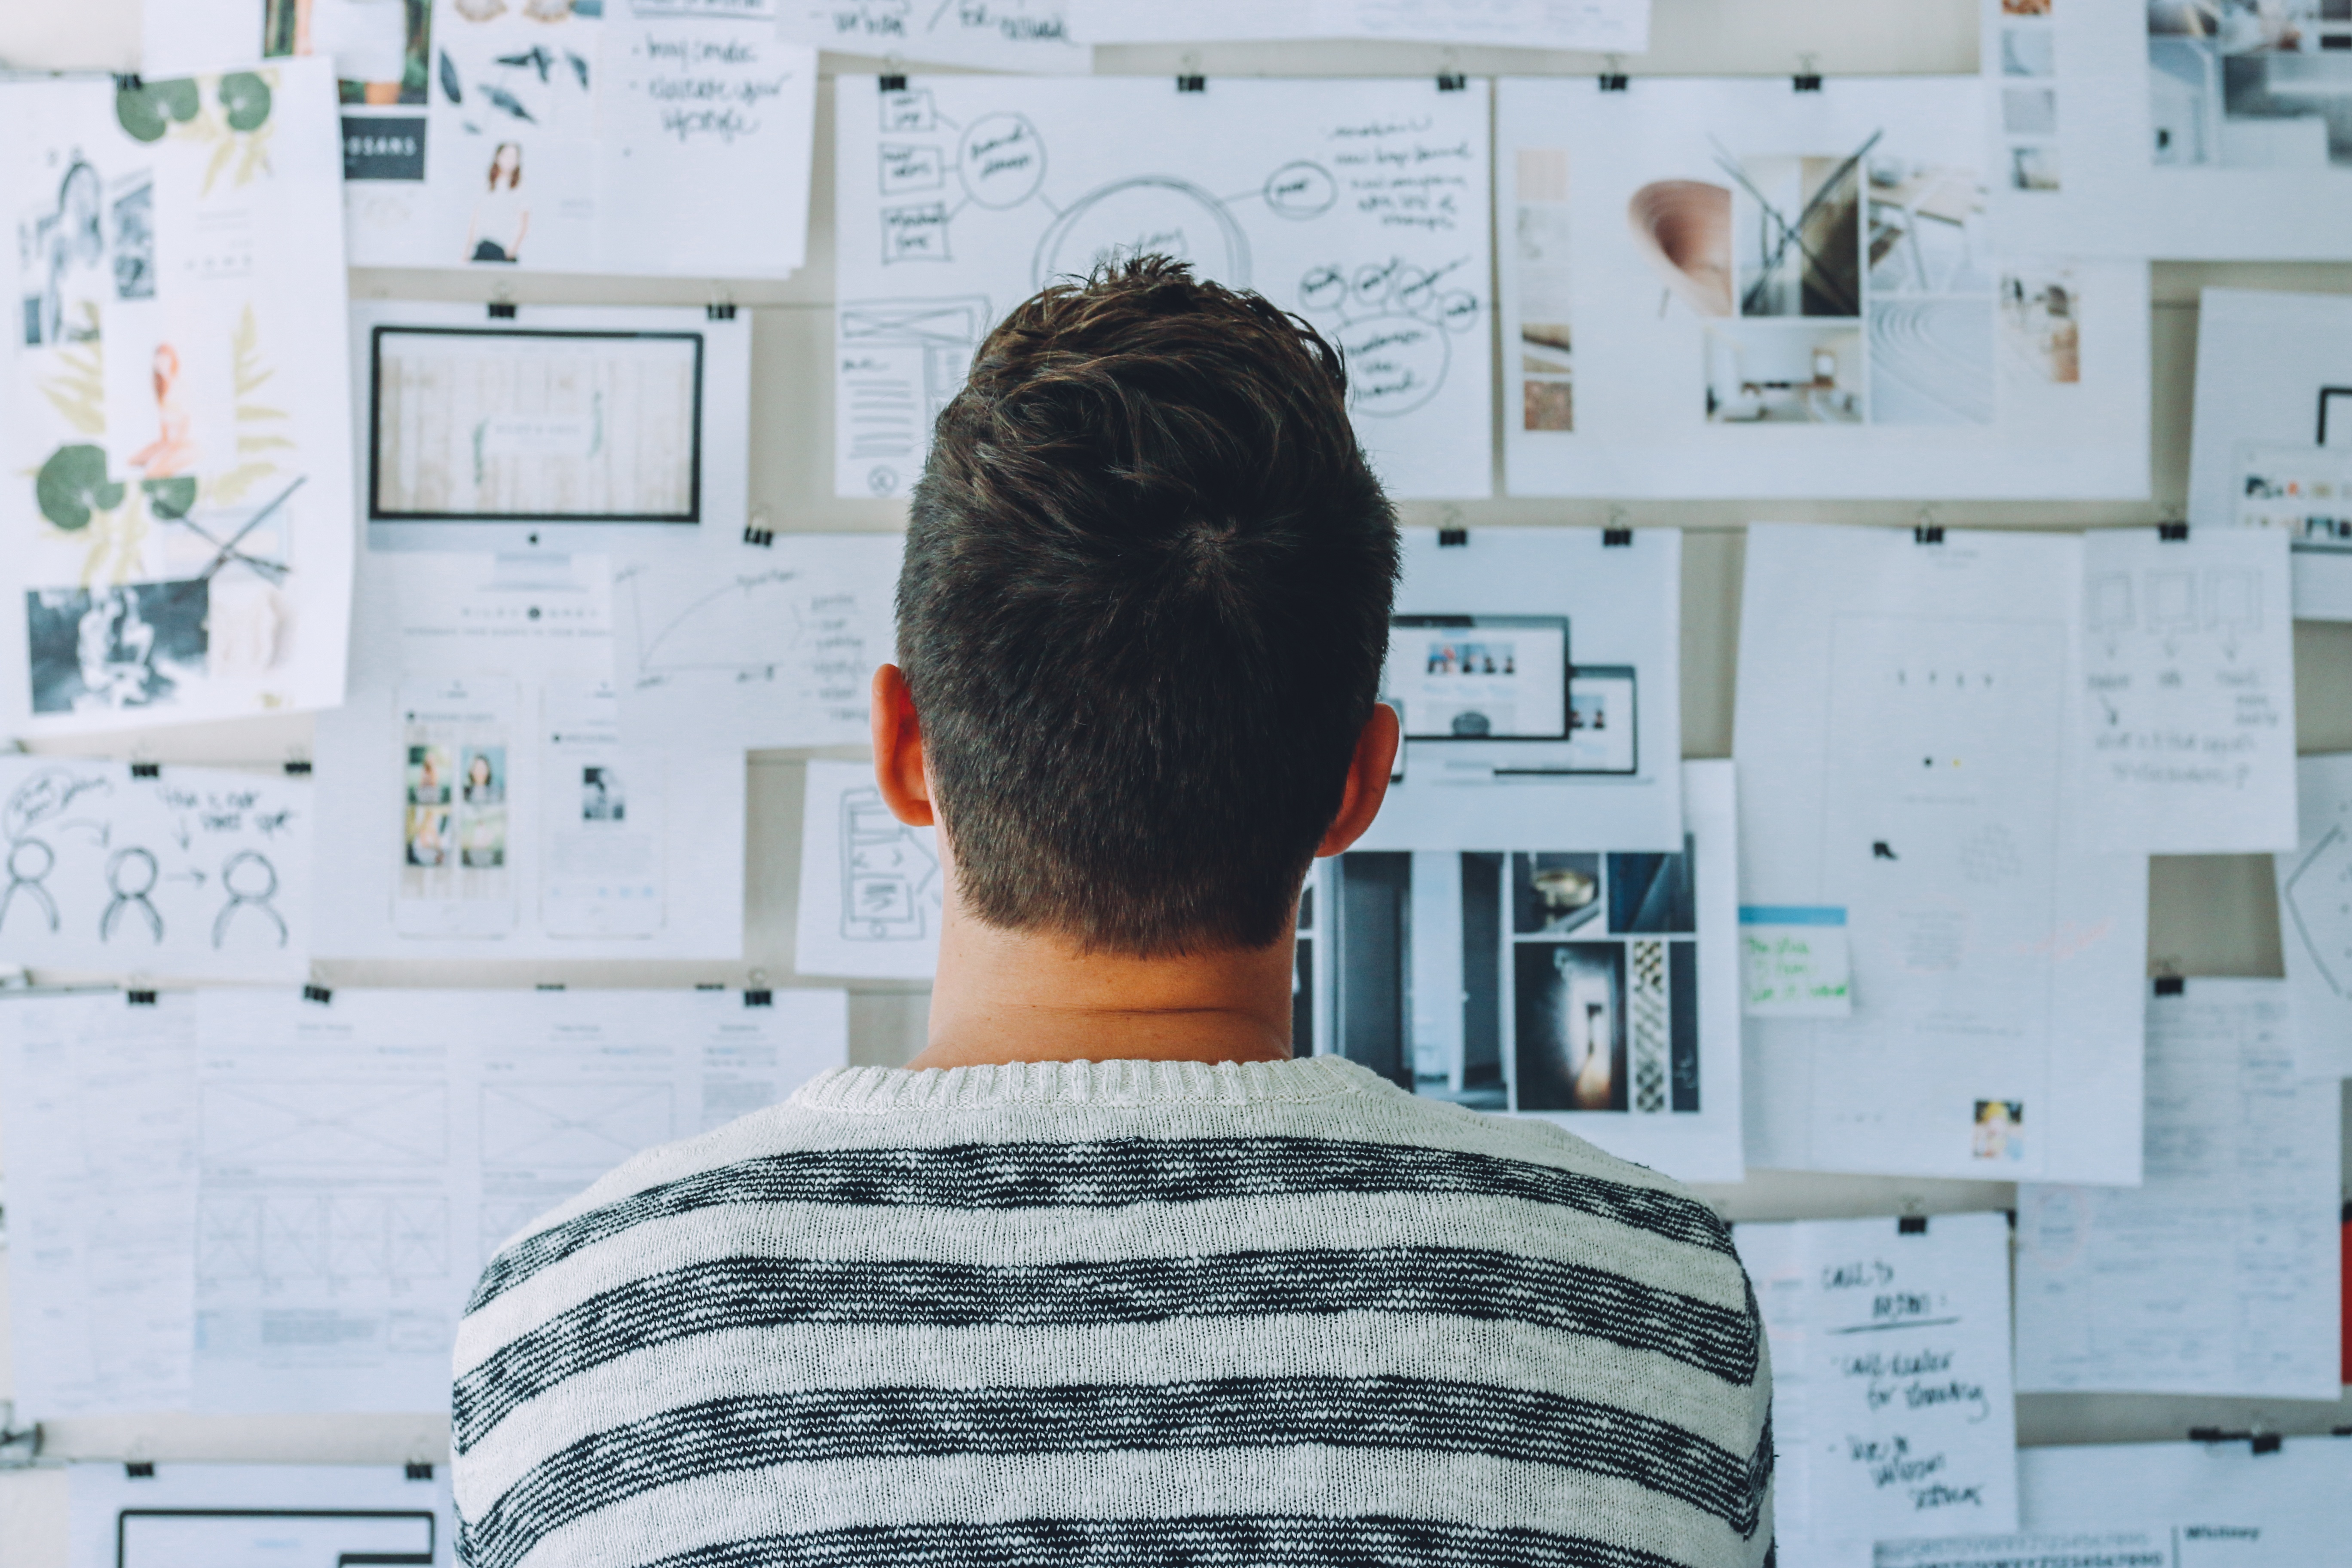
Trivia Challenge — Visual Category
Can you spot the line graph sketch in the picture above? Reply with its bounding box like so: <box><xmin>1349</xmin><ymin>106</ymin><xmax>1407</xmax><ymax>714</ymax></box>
<box><xmin>197</xmin><ymin>1194</ymin><xmax>450</xmax><ymax>1282</ymax></box>
<box><xmin>200</xmin><ymin>1081</ymin><xmax>450</xmax><ymax>1167</ymax></box>
<box><xmin>836</xmin><ymin>76</ymin><xmax>1494</xmax><ymax>499</ymax></box>
<box><xmin>480</xmin><ymin>1081</ymin><xmax>675</xmax><ymax>1168</ymax></box>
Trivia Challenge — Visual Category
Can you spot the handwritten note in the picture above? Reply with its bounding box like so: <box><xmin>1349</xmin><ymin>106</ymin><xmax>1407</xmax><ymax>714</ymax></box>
<box><xmin>781</xmin><ymin>0</ymin><xmax>1086</xmax><ymax>71</ymax></box>
<box><xmin>1736</xmin><ymin>1213</ymin><xmax>2019</xmax><ymax>1556</ymax></box>
<box><xmin>2078</xmin><ymin>526</ymin><xmax>2297</xmax><ymax>853</ymax></box>
<box><xmin>1741</xmin><ymin>904</ymin><xmax>1853</xmax><ymax>1017</ymax></box>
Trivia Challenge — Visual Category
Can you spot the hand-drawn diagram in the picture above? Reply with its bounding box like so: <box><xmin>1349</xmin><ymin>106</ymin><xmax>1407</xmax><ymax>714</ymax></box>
<box><xmin>198</xmin><ymin>1194</ymin><xmax>450</xmax><ymax>1282</ymax></box>
<box><xmin>840</xmin><ymin>785</ymin><xmax>942</xmax><ymax>941</ymax></box>
<box><xmin>479</xmin><ymin>1082</ymin><xmax>674</xmax><ymax>1168</ymax></box>
<box><xmin>101</xmin><ymin>845</ymin><xmax>165</xmax><ymax>942</ymax></box>
<box><xmin>837</xmin><ymin>77</ymin><xmax>1494</xmax><ymax>499</ymax></box>
<box><xmin>214</xmin><ymin>849</ymin><xmax>289</xmax><ymax>947</ymax></box>
<box><xmin>200</xmin><ymin>1081</ymin><xmax>450</xmax><ymax>1167</ymax></box>
<box><xmin>1</xmin><ymin>766</ymin><xmax>110</xmax><ymax>934</ymax></box>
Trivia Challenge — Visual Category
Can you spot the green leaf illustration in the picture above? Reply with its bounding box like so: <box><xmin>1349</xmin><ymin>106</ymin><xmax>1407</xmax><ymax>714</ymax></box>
<box><xmin>156</xmin><ymin>78</ymin><xmax>201</xmax><ymax>121</ymax></box>
<box><xmin>142</xmin><ymin>475</ymin><xmax>198</xmax><ymax>520</ymax></box>
<box><xmin>35</xmin><ymin>445</ymin><xmax>125</xmax><ymax>531</ymax></box>
<box><xmin>219</xmin><ymin>71</ymin><xmax>272</xmax><ymax>132</ymax></box>
<box><xmin>114</xmin><ymin>77</ymin><xmax>200</xmax><ymax>141</ymax></box>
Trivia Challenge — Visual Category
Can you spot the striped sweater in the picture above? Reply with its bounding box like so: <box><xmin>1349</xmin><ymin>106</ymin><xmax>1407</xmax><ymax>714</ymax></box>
<box><xmin>452</xmin><ymin>1055</ymin><xmax>1773</xmax><ymax>1568</ymax></box>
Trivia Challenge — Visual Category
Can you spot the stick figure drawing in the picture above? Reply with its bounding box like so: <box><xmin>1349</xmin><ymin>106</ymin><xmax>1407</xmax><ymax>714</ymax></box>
<box><xmin>214</xmin><ymin>849</ymin><xmax>288</xmax><ymax>948</ymax></box>
<box><xmin>2</xmin><ymin>766</ymin><xmax>110</xmax><ymax>935</ymax></box>
<box><xmin>102</xmin><ymin>845</ymin><xmax>165</xmax><ymax>942</ymax></box>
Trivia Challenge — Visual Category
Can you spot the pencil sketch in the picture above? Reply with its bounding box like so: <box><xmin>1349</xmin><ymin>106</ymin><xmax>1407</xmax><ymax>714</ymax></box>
<box><xmin>1</xmin><ymin>766</ymin><xmax>110</xmax><ymax>934</ymax></box>
<box><xmin>200</xmin><ymin>1081</ymin><xmax>450</xmax><ymax>1167</ymax></box>
<box><xmin>214</xmin><ymin>850</ymin><xmax>289</xmax><ymax>948</ymax></box>
<box><xmin>480</xmin><ymin>1082</ymin><xmax>676</xmax><ymax>1168</ymax></box>
<box><xmin>101</xmin><ymin>845</ymin><xmax>165</xmax><ymax>942</ymax></box>
<box><xmin>840</xmin><ymin>784</ymin><xmax>940</xmax><ymax>941</ymax></box>
<box><xmin>198</xmin><ymin>1193</ymin><xmax>450</xmax><ymax>1282</ymax></box>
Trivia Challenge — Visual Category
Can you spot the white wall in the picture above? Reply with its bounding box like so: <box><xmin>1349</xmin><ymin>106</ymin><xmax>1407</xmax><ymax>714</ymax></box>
<box><xmin>1</xmin><ymin>0</ymin><xmax>2348</xmax><ymax>1551</ymax></box>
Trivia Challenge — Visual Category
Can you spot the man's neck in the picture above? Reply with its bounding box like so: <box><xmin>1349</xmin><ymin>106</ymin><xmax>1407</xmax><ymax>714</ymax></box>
<box><xmin>906</xmin><ymin>902</ymin><xmax>1297</xmax><ymax>1070</ymax></box>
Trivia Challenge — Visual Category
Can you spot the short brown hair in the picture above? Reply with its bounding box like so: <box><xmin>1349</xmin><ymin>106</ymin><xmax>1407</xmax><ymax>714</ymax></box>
<box><xmin>897</xmin><ymin>257</ymin><xmax>1398</xmax><ymax>955</ymax></box>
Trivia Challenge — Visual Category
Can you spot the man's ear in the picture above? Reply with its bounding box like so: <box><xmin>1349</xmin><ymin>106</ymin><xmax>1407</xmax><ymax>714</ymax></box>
<box><xmin>870</xmin><ymin>663</ymin><xmax>935</xmax><ymax>827</ymax></box>
<box><xmin>1316</xmin><ymin>702</ymin><xmax>1400</xmax><ymax>857</ymax></box>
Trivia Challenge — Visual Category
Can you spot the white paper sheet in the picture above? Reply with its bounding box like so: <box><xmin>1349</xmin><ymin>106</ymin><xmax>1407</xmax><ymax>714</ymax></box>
<box><xmin>2077</xmin><ymin>527</ymin><xmax>2297</xmax><ymax>854</ymax></box>
<box><xmin>794</xmin><ymin>756</ymin><xmax>942</xmax><ymax>980</ymax></box>
<box><xmin>2186</xmin><ymin>288</ymin><xmax>2352</xmax><ymax>620</ymax></box>
<box><xmin>312</xmin><ymin>551</ymin><xmax>745</xmax><ymax>959</ymax></box>
<box><xmin>70</xmin><ymin>1461</ymin><xmax>456</xmax><ymax>1568</ymax></box>
<box><xmin>1355</xmin><ymin>527</ymin><xmax>1682</xmax><ymax>852</ymax></box>
<box><xmin>1070</xmin><ymin>0</ymin><xmax>1650</xmax><ymax>51</ymax></box>
<box><xmin>2014</xmin><ymin>979</ymin><xmax>2341</xmax><ymax>1400</ymax></box>
<box><xmin>2275</xmin><ymin>751</ymin><xmax>2352</xmax><ymax>1081</ymax></box>
<box><xmin>1495</xmin><ymin>77</ymin><xmax>2150</xmax><ymax>500</ymax></box>
<box><xmin>615</xmin><ymin>532</ymin><xmax>900</xmax><ymax>750</ymax></box>
<box><xmin>0</xmin><ymin>991</ymin><xmax>199</xmax><ymax>1418</ymax></box>
<box><xmin>333</xmin><ymin>1</ymin><xmax>815</xmax><ymax>276</ymax></box>
<box><xmin>1311</xmin><ymin>760</ymin><xmax>1743</xmax><ymax>1183</ymax></box>
<box><xmin>1982</xmin><ymin>0</ymin><xmax>2352</xmax><ymax>262</ymax></box>
<box><xmin>833</xmin><ymin>75</ymin><xmax>1493</xmax><ymax>501</ymax></box>
<box><xmin>1736</xmin><ymin>523</ymin><xmax>2149</xmax><ymax>1184</ymax></box>
<box><xmin>0</xmin><ymin>62</ymin><xmax>356</xmax><ymax>735</ymax></box>
<box><xmin>780</xmin><ymin>1</ymin><xmax>1087</xmax><ymax>70</ymax></box>
<box><xmin>0</xmin><ymin>758</ymin><xmax>312</xmax><ymax>983</ymax></box>
<box><xmin>190</xmin><ymin>985</ymin><xmax>847</xmax><ymax>1413</ymax></box>
<box><xmin>1735</xmin><ymin>1212</ymin><xmax>2020</xmax><ymax>1559</ymax></box>
<box><xmin>1877</xmin><ymin>1434</ymin><xmax>2352</xmax><ymax>1566</ymax></box>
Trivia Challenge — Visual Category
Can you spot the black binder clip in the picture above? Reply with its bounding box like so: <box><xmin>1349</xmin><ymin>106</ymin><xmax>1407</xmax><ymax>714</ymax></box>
<box><xmin>1793</xmin><ymin>72</ymin><xmax>1823</xmax><ymax>92</ymax></box>
<box><xmin>2154</xmin><ymin>975</ymin><xmax>2185</xmax><ymax>996</ymax></box>
<box><xmin>130</xmin><ymin>761</ymin><xmax>162</xmax><ymax>778</ymax></box>
<box><xmin>1177</xmin><ymin>74</ymin><xmax>1206</xmax><ymax>92</ymax></box>
<box><xmin>127</xmin><ymin>990</ymin><xmax>158</xmax><ymax>1006</ymax></box>
<box><xmin>1437</xmin><ymin>527</ymin><xmax>1468</xmax><ymax>547</ymax></box>
<box><xmin>487</xmin><ymin>302</ymin><xmax>518</xmax><ymax>320</ymax></box>
<box><xmin>1897</xmin><ymin>1215</ymin><xmax>1929</xmax><ymax>1235</ymax></box>
<box><xmin>114</xmin><ymin>74</ymin><xmax>144</xmax><ymax>93</ymax></box>
<box><xmin>879</xmin><ymin>73</ymin><xmax>908</xmax><ymax>92</ymax></box>
<box><xmin>2157</xmin><ymin>521</ymin><xmax>2189</xmax><ymax>541</ymax></box>
<box><xmin>707</xmin><ymin>303</ymin><xmax>736</xmax><ymax>321</ymax></box>
<box><xmin>1599</xmin><ymin>54</ymin><xmax>1628</xmax><ymax>91</ymax></box>
<box><xmin>406</xmin><ymin>1462</ymin><xmax>435</xmax><ymax>1480</ymax></box>
<box><xmin>1913</xmin><ymin>525</ymin><xmax>1944</xmax><ymax>545</ymax></box>
<box><xmin>1437</xmin><ymin>72</ymin><xmax>1467</xmax><ymax>92</ymax></box>
<box><xmin>125</xmin><ymin>1461</ymin><xmax>155</xmax><ymax>1479</ymax></box>
<box><xmin>284</xmin><ymin>759</ymin><xmax>312</xmax><ymax>776</ymax></box>
<box><xmin>303</xmin><ymin>984</ymin><xmax>333</xmax><ymax>1005</ymax></box>
<box><xmin>742</xmin><ymin>524</ymin><xmax>775</xmax><ymax>548</ymax></box>
<box><xmin>1603</xmin><ymin>528</ymin><xmax>1634</xmax><ymax>547</ymax></box>
<box><xmin>744</xmin><ymin>989</ymin><xmax>774</xmax><ymax>1008</ymax></box>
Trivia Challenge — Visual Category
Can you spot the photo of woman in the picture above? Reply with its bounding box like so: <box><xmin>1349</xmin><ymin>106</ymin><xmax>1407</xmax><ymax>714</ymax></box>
<box><xmin>467</xmin><ymin>143</ymin><xmax>528</xmax><ymax>263</ymax></box>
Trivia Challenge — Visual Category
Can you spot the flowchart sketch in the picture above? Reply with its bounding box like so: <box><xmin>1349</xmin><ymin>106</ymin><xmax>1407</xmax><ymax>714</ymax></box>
<box><xmin>834</xmin><ymin>75</ymin><xmax>1494</xmax><ymax>500</ymax></box>
<box><xmin>2275</xmin><ymin>751</ymin><xmax>2352</xmax><ymax>1081</ymax></box>
<box><xmin>781</xmin><ymin>0</ymin><xmax>1087</xmax><ymax>71</ymax></box>
<box><xmin>2076</xmin><ymin>526</ymin><xmax>2296</xmax><ymax>854</ymax></box>
<box><xmin>795</xmin><ymin>757</ymin><xmax>943</xmax><ymax>979</ymax></box>
<box><xmin>1496</xmin><ymin>76</ymin><xmax>2149</xmax><ymax>500</ymax></box>
<box><xmin>0</xmin><ymin>757</ymin><xmax>313</xmax><ymax>983</ymax></box>
<box><xmin>614</xmin><ymin>531</ymin><xmax>901</xmax><ymax>750</ymax></box>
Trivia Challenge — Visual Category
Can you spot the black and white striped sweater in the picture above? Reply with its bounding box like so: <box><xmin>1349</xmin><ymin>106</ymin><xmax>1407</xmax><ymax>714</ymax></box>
<box><xmin>453</xmin><ymin>1055</ymin><xmax>1773</xmax><ymax>1568</ymax></box>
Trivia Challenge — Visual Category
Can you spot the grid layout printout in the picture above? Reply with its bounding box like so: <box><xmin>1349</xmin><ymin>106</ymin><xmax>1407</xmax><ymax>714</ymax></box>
<box><xmin>779</xmin><ymin>0</ymin><xmax>1088</xmax><ymax>70</ymax></box>
<box><xmin>1982</xmin><ymin>0</ymin><xmax>2352</xmax><ymax>260</ymax></box>
<box><xmin>2014</xmin><ymin>980</ymin><xmax>2343</xmax><ymax>1402</ymax></box>
<box><xmin>833</xmin><ymin>74</ymin><xmax>1494</xmax><ymax>501</ymax></box>
<box><xmin>1311</xmin><ymin>760</ymin><xmax>1743</xmax><ymax>1183</ymax></box>
<box><xmin>70</xmin><ymin>1461</ymin><xmax>456</xmax><ymax>1568</ymax></box>
<box><xmin>2187</xmin><ymin>288</ymin><xmax>2352</xmax><ymax>620</ymax></box>
<box><xmin>1495</xmin><ymin>76</ymin><xmax>2150</xmax><ymax>500</ymax></box>
<box><xmin>1875</xmin><ymin>1434</ymin><xmax>2352</xmax><ymax>1567</ymax></box>
<box><xmin>1735</xmin><ymin>524</ymin><xmax>2148</xmax><ymax>1185</ymax></box>
<box><xmin>0</xmin><ymin>62</ymin><xmax>357</xmax><ymax>735</ymax></box>
<box><xmin>1068</xmin><ymin>0</ymin><xmax>1651</xmax><ymax>50</ymax></box>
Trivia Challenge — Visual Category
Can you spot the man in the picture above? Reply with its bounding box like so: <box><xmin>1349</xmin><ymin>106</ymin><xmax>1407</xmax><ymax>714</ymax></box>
<box><xmin>453</xmin><ymin>257</ymin><xmax>1773</xmax><ymax>1568</ymax></box>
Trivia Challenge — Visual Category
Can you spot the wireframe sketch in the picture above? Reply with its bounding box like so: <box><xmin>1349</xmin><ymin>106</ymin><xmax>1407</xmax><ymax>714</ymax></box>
<box><xmin>200</xmin><ymin>1081</ymin><xmax>450</xmax><ymax>1166</ymax></box>
<box><xmin>2285</xmin><ymin>821</ymin><xmax>2352</xmax><ymax>998</ymax></box>
<box><xmin>840</xmin><ymin>784</ymin><xmax>941</xmax><ymax>940</ymax></box>
<box><xmin>836</xmin><ymin>295</ymin><xmax>992</xmax><ymax>496</ymax></box>
<box><xmin>2150</xmin><ymin>0</ymin><xmax>2352</xmax><ymax>170</ymax></box>
<box><xmin>198</xmin><ymin>1193</ymin><xmax>449</xmax><ymax>1280</ymax></box>
<box><xmin>480</xmin><ymin>1082</ymin><xmax>674</xmax><ymax>1167</ymax></box>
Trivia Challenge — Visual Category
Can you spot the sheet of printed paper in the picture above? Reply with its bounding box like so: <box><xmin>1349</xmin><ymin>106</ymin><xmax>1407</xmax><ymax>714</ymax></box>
<box><xmin>0</xmin><ymin>991</ymin><xmax>198</xmax><ymax>1418</ymax></box>
<box><xmin>1735</xmin><ymin>1212</ymin><xmax>2019</xmax><ymax>1558</ymax></box>
<box><xmin>2275</xmin><ymin>752</ymin><xmax>2352</xmax><ymax>1081</ymax></box>
<box><xmin>2077</xmin><ymin>527</ymin><xmax>2297</xmax><ymax>854</ymax></box>
<box><xmin>0</xmin><ymin>62</ymin><xmax>356</xmax><ymax>735</ymax></box>
<box><xmin>834</xmin><ymin>75</ymin><xmax>1493</xmax><ymax>501</ymax></box>
<box><xmin>1311</xmin><ymin>760</ymin><xmax>1743</xmax><ymax>1182</ymax></box>
<box><xmin>1735</xmin><ymin>523</ymin><xmax>2148</xmax><ymax>1184</ymax></box>
<box><xmin>2014</xmin><ymin>979</ymin><xmax>2342</xmax><ymax>1400</ymax></box>
<box><xmin>191</xmin><ymin>985</ymin><xmax>847</xmax><ymax>1414</ymax></box>
<box><xmin>1494</xmin><ymin>77</ymin><xmax>2149</xmax><ymax>500</ymax></box>
<box><xmin>312</xmin><ymin>551</ymin><xmax>745</xmax><ymax>959</ymax></box>
<box><xmin>1069</xmin><ymin>0</ymin><xmax>1650</xmax><ymax>50</ymax></box>
<box><xmin>779</xmin><ymin>1</ymin><xmax>1086</xmax><ymax>70</ymax></box>
<box><xmin>616</xmin><ymin>532</ymin><xmax>900</xmax><ymax>750</ymax></box>
<box><xmin>2187</xmin><ymin>288</ymin><xmax>2352</xmax><ymax>620</ymax></box>
<box><xmin>1355</xmin><ymin>527</ymin><xmax>1682</xmax><ymax>851</ymax></box>
<box><xmin>1875</xmin><ymin>1435</ymin><xmax>2352</xmax><ymax>1567</ymax></box>
<box><xmin>329</xmin><ymin>0</ymin><xmax>815</xmax><ymax>275</ymax></box>
<box><xmin>1740</xmin><ymin>905</ymin><xmax>1853</xmax><ymax>1018</ymax></box>
<box><xmin>0</xmin><ymin>758</ymin><xmax>311</xmax><ymax>983</ymax></box>
<box><xmin>796</xmin><ymin>756</ymin><xmax>943</xmax><ymax>980</ymax></box>
<box><xmin>70</xmin><ymin>1461</ymin><xmax>455</xmax><ymax>1568</ymax></box>
<box><xmin>1981</xmin><ymin>0</ymin><xmax>2352</xmax><ymax>261</ymax></box>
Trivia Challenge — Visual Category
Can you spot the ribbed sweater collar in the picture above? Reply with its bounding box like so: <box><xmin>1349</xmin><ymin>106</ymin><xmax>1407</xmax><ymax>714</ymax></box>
<box><xmin>793</xmin><ymin>1054</ymin><xmax>1388</xmax><ymax>1113</ymax></box>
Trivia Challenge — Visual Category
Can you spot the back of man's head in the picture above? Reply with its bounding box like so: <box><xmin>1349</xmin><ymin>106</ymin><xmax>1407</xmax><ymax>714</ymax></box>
<box><xmin>900</xmin><ymin>256</ymin><xmax>1399</xmax><ymax>957</ymax></box>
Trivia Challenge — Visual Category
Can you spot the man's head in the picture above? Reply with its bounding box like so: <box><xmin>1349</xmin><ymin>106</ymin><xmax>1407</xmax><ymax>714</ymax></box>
<box><xmin>892</xmin><ymin>256</ymin><xmax>1399</xmax><ymax>956</ymax></box>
